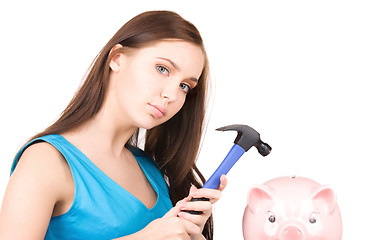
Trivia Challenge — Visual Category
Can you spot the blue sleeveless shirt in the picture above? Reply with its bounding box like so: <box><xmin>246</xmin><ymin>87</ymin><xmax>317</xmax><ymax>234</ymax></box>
<box><xmin>11</xmin><ymin>134</ymin><xmax>172</xmax><ymax>240</ymax></box>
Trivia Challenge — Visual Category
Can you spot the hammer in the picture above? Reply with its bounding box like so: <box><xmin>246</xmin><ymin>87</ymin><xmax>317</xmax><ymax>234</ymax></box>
<box><xmin>184</xmin><ymin>124</ymin><xmax>272</xmax><ymax>214</ymax></box>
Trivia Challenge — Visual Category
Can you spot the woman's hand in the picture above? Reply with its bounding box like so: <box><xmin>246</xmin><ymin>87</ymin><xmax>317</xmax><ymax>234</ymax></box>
<box><xmin>125</xmin><ymin>202</ymin><xmax>194</xmax><ymax>240</ymax></box>
<box><xmin>177</xmin><ymin>175</ymin><xmax>228</xmax><ymax>239</ymax></box>
<box><xmin>120</xmin><ymin>175</ymin><xmax>228</xmax><ymax>240</ymax></box>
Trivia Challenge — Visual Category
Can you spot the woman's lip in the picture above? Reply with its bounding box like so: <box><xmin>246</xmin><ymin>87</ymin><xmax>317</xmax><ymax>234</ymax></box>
<box><xmin>148</xmin><ymin>104</ymin><xmax>167</xmax><ymax>118</ymax></box>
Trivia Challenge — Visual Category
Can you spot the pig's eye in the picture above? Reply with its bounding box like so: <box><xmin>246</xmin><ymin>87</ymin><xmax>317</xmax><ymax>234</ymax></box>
<box><xmin>309</xmin><ymin>212</ymin><xmax>318</xmax><ymax>224</ymax></box>
<box><xmin>267</xmin><ymin>212</ymin><xmax>276</xmax><ymax>223</ymax></box>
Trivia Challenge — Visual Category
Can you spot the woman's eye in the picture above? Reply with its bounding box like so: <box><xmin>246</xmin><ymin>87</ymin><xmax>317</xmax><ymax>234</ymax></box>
<box><xmin>157</xmin><ymin>65</ymin><xmax>169</xmax><ymax>76</ymax></box>
<box><xmin>180</xmin><ymin>83</ymin><xmax>191</xmax><ymax>93</ymax></box>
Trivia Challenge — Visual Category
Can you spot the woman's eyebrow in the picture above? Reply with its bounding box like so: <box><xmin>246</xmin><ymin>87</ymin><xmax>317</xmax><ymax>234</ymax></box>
<box><xmin>157</xmin><ymin>57</ymin><xmax>198</xmax><ymax>83</ymax></box>
<box><xmin>157</xmin><ymin>57</ymin><xmax>181</xmax><ymax>71</ymax></box>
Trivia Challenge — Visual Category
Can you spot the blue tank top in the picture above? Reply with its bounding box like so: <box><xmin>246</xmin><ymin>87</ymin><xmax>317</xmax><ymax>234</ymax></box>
<box><xmin>11</xmin><ymin>134</ymin><xmax>172</xmax><ymax>240</ymax></box>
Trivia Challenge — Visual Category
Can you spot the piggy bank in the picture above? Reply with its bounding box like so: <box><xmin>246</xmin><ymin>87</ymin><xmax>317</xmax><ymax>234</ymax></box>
<box><xmin>242</xmin><ymin>176</ymin><xmax>342</xmax><ymax>240</ymax></box>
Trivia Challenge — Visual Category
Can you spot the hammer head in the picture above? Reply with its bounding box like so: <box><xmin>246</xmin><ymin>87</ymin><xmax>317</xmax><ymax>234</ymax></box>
<box><xmin>216</xmin><ymin>124</ymin><xmax>271</xmax><ymax>156</ymax></box>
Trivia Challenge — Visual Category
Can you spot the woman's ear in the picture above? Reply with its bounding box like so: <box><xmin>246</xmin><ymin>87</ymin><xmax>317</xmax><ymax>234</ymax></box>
<box><xmin>109</xmin><ymin>44</ymin><xmax>124</xmax><ymax>72</ymax></box>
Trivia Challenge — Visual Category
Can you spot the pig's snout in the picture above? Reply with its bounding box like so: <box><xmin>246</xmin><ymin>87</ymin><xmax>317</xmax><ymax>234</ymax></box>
<box><xmin>280</xmin><ymin>225</ymin><xmax>305</xmax><ymax>240</ymax></box>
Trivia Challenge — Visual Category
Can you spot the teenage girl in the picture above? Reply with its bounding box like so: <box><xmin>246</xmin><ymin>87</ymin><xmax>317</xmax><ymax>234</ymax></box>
<box><xmin>0</xmin><ymin>10</ymin><xmax>227</xmax><ymax>240</ymax></box>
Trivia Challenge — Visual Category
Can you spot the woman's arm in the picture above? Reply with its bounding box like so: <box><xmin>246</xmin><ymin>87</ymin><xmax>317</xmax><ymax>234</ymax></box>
<box><xmin>0</xmin><ymin>142</ymin><xmax>72</xmax><ymax>239</ymax></box>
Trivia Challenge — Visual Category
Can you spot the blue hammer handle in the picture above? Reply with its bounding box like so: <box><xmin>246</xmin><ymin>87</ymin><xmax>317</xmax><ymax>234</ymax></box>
<box><xmin>203</xmin><ymin>144</ymin><xmax>245</xmax><ymax>189</ymax></box>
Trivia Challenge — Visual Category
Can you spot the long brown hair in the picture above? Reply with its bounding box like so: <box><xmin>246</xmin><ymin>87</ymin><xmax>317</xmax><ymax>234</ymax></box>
<box><xmin>28</xmin><ymin>10</ymin><xmax>213</xmax><ymax>238</ymax></box>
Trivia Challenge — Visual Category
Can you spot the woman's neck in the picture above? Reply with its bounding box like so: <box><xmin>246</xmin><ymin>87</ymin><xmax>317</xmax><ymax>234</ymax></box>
<box><xmin>62</xmin><ymin>108</ymin><xmax>138</xmax><ymax>161</ymax></box>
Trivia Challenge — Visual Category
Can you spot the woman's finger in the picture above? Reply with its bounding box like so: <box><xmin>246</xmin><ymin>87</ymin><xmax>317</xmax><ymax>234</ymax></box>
<box><xmin>180</xmin><ymin>200</ymin><xmax>213</xmax><ymax>217</ymax></box>
<box><xmin>188</xmin><ymin>185</ymin><xmax>221</xmax><ymax>204</ymax></box>
<box><xmin>178</xmin><ymin>211</ymin><xmax>207</xmax><ymax>227</ymax></box>
<box><xmin>164</xmin><ymin>198</ymin><xmax>190</xmax><ymax>218</ymax></box>
<box><xmin>217</xmin><ymin>174</ymin><xmax>228</xmax><ymax>192</ymax></box>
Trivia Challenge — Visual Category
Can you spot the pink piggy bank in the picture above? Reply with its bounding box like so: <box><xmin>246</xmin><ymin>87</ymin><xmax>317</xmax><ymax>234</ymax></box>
<box><xmin>243</xmin><ymin>176</ymin><xmax>342</xmax><ymax>240</ymax></box>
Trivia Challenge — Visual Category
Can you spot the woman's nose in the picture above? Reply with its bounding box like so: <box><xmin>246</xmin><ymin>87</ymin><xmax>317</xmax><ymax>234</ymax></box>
<box><xmin>161</xmin><ymin>82</ymin><xmax>179</xmax><ymax>102</ymax></box>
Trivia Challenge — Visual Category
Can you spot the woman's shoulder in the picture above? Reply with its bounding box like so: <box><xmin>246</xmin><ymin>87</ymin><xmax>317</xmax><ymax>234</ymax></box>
<box><xmin>12</xmin><ymin>140</ymin><xmax>73</xmax><ymax>199</ymax></box>
<box><xmin>17</xmin><ymin>140</ymin><xmax>65</xmax><ymax>169</ymax></box>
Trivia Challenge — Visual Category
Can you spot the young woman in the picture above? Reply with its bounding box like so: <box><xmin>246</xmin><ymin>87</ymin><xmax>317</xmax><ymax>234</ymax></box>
<box><xmin>0</xmin><ymin>10</ymin><xmax>227</xmax><ymax>240</ymax></box>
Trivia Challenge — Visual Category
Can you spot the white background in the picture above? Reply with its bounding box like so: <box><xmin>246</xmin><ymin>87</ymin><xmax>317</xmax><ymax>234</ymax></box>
<box><xmin>0</xmin><ymin>0</ymin><xmax>367</xmax><ymax>239</ymax></box>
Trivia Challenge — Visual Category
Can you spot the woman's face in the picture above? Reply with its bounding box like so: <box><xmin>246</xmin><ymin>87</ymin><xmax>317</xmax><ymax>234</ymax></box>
<box><xmin>108</xmin><ymin>40</ymin><xmax>205</xmax><ymax>130</ymax></box>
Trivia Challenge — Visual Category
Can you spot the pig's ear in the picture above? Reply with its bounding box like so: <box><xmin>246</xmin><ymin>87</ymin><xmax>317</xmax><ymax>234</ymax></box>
<box><xmin>311</xmin><ymin>185</ymin><xmax>337</xmax><ymax>215</ymax></box>
<box><xmin>247</xmin><ymin>185</ymin><xmax>275</xmax><ymax>214</ymax></box>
